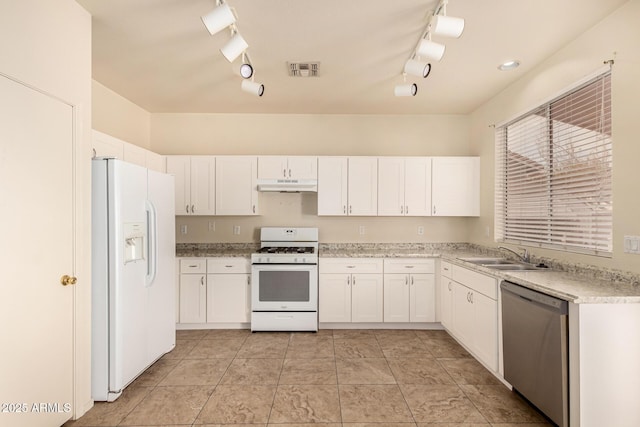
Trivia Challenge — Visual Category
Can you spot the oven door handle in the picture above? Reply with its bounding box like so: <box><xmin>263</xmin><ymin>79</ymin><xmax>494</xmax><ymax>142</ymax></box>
<box><xmin>252</xmin><ymin>264</ymin><xmax>318</xmax><ymax>272</ymax></box>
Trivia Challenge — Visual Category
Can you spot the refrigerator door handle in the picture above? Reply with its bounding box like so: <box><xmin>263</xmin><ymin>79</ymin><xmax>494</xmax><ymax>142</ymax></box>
<box><xmin>145</xmin><ymin>200</ymin><xmax>158</xmax><ymax>287</ymax></box>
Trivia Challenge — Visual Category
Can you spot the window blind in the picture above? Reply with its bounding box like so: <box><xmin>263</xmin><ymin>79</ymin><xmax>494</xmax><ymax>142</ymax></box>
<box><xmin>495</xmin><ymin>71</ymin><xmax>612</xmax><ymax>256</ymax></box>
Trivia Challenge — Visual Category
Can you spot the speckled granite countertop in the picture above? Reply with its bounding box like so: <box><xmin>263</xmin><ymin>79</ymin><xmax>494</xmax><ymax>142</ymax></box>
<box><xmin>176</xmin><ymin>242</ymin><xmax>640</xmax><ymax>304</ymax></box>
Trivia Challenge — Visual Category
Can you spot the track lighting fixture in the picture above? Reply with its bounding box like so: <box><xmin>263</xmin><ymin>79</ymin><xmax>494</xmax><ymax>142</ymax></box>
<box><xmin>241</xmin><ymin>79</ymin><xmax>264</xmax><ymax>97</ymax></box>
<box><xmin>431</xmin><ymin>14</ymin><xmax>465</xmax><ymax>38</ymax></box>
<box><xmin>201</xmin><ymin>2</ymin><xmax>236</xmax><ymax>36</ymax></box>
<box><xmin>416</xmin><ymin>39</ymin><xmax>445</xmax><ymax>62</ymax></box>
<box><xmin>394</xmin><ymin>74</ymin><xmax>417</xmax><ymax>97</ymax></box>
<box><xmin>404</xmin><ymin>59</ymin><xmax>431</xmax><ymax>78</ymax></box>
<box><xmin>220</xmin><ymin>30</ymin><xmax>248</xmax><ymax>63</ymax></box>
<box><xmin>393</xmin><ymin>0</ymin><xmax>464</xmax><ymax>97</ymax></box>
<box><xmin>201</xmin><ymin>1</ymin><xmax>266</xmax><ymax>96</ymax></box>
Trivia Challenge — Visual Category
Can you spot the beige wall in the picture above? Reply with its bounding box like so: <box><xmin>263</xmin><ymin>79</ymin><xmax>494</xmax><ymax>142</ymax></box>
<box><xmin>150</xmin><ymin>113</ymin><xmax>474</xmax><ymax>243</ymax></box>
<box><xmin>92</xmin><ymin>80</ymin><xmax>151</xmax><ymax>149</ymax></box>
<box><xmin>469</xmin><ymin>0</ymin><xmax>640</xmax><ymax>274</ymax></box>
<box><xmin>0</xmin><ymin>0</ymin><xmax>93</xmax><ymax>418</ymax></box>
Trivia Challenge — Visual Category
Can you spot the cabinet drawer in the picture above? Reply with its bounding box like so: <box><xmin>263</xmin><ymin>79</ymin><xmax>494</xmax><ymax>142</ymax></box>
<box><xmin>319</xmin><ymin>258</ymin><xmax>383</xmax><ymax>274</ymax></box>
<box><xmin>440</xmin><ymin>261</ymin><xmax>453</xmax><ymax>279</ymax></box>
<box><xmin>207</xmin><ymin>257</ymin><xmax>251</xmax><ymax>274</ymax></box>
<box><xmin>452</xmin><ymin>265</ymin><xmax>497</xmax><ymax>300</ymax></box>
<box><xmin>180</xmin><ymin>258</ymin><xmax>206</xmax><ymax>274</ymax></box>
<box><xmin>383</xmin><ymin>258</ymin><xmax>434</xmax><ymax>274</ymax></box>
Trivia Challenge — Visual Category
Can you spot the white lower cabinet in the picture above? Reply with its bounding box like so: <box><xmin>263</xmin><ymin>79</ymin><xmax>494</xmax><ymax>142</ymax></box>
<box><xmin>319</xmin><ymin>258</ymin><xmax>383</xmax><ymax>323</ymax></box>
<box><xmin>177</xmin><ymin>257</ymin><xmax>251</xmax><ymax>325</ymax></box>
<box><xmin>445</xmin><ymin>263</ymin><xmax>499</xmax><ymax>372</ymax></box>
<box><xmin>383</xmin><ymin>258</ymin><xmax>435</xmax><ymax>323</ymax></box>
<box><xmin>440</xmin><ymin>261</ymin><xmax>454</xmax><ymax>329</ymax></box>
<box><xmin>206</xmin><ymin>258</ymin><xmax>251</xmax><ymax>323</ymax></box>
<box><xmin>178</xmin><ymin>259</ymin><xmax>207</xmax><ymax>324</ymax></box>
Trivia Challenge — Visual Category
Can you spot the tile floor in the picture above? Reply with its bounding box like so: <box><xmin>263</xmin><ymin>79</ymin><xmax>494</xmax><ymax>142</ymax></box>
<box><xmin>66</xmin><ymin>329</ymin><xmax>551</xmax><ymax>426</ymax></box>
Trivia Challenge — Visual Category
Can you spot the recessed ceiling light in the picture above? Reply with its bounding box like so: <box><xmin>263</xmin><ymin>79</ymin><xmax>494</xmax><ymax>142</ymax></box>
<box><xmin>498</xmin><ymin>60</ymin><xmax>520</xmax><ymax>71</ymax></box>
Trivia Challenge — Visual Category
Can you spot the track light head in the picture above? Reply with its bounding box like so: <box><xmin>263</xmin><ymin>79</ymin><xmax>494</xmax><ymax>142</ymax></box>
<box><xmin>201</xmin><ymin>2</ymin><xmax>236</xmax><ymax>36</ymax></box>
<box><xmin>417</xmin><ymin>39</ymin><xmax>446</xmax><ymax>61</ymax></box>
<box><xmin>239</xmin><ymin>63</ymin><xmax>254</xmax><ymax>79</ymax></box>
<box><xmin>220</xmin><ymin>32</ymin><xmax>248</xmax><ymax>63</ymax></box>
<box><xmin>431</xmin><ymin>14</ymin><xmax>465</xmax><ymax>38</ymax></box>
<box><xmin>404</xmin><ymin>59</ymin><xmax>431</xmax><ymax>78</ymax></box>
<box><xmin>241</xmin><ymin>79</ymin><xmax>264</xmax><ymax>97</ymax></box>
<box><xmin>394</xmin><ymin>83</ymin><xmax>417</xmax><ymax>97</ymax></box>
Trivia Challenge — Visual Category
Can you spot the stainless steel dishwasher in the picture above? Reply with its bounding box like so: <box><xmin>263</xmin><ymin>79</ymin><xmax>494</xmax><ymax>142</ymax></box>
<box><xmin>501</xmin><ymin>281</ymin><xmax>569</xmax><ymax>427</ymax></box>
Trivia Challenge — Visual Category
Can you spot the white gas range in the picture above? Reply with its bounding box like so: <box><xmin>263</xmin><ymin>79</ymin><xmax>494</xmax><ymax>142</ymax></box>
<box><xmin>250</xmin><ymin>227</ymin><xmax>319</xmax><ymax>332</ymax></box>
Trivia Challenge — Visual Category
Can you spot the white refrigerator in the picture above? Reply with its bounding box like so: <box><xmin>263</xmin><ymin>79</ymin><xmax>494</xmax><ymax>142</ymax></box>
<box><xmin>91</xmin><ymin>158</ymin><xmax>176</xmax><ymax>402</ymax></box>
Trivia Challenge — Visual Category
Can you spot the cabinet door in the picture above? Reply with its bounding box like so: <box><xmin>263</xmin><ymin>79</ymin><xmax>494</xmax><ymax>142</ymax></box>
<box><xmin>190</xmin><ymin>156</ymin><xmax>216</xmax><ymax>215</ymax></box>
<box><xmin>319</xmin><ymin>274</ymin><xmax>351</xmax><ymax>322</ymax></box>
<box><xmin>410</xmin><ymin>273</ymin><xmax>435</xmax><ymax>322</ymax></box>
<box><xmin>351</xmin><ymin>273</ymin><xmax>383</xmax><ymax>322</ymax></box>
<box><xmin>288</xmin><ymin>156</ymin><xmax>317</xmax><ymax>180</ymax></box>
<box><xmin>432</xmin><ymin>157</ymin><xmax>480</xmax><ymax>216</ymax></box>
<box><xmin>317</xmin><ymin>157</ymin><xmax>348</xmax><ymax>216</ymax></box>
<box><xmin>440</xmin><ymin>278</ymin><xmax>454</xmax><ymax>329</ymax></box>
<box><xmin>383</xmin><ymin>274</ymin><xmax>410</xmax><ymax>322</ymax></box>
<box><xmin>348</xmin><ymin>157</ymin><xmax>378</xmax><ymax>216</ymax></box>
<box><xmin>472</xmin><ymin>292</ymin><xmax>498</xmax><ymax>371</ymax></box>
<box><xmin>207</xmin><ymin>274</ymin><xmax>250</xmax><ymax>323</ymax></box>
<box><xmin>216</xmin><ymin>156</ymin><xmax>258</xmax><ymax>215</ymax></box>
<box><xmin>377</xmin><ymin>157</ymin><xmax>405</xmax><ymax>216</ymax></box>
<box><xmin>166</xmin><ymin>155</ymin><xmax>191</xmax><ymax>215</ymax></box>
<box><xmin>179</xmin><ymin>274</ymin><xmax>206</xmax><ymax>323</ymax></box>
<box><xmin>404</xmin><ymin>157</ymin><xmax>432</xmax><ymax>216</ymax></box>
<box><xmin>258</xmin><ymin>156</ymin><xmax>287</xmax><ymax>179</ymax></box>
<box><xmin>452</xmin><ymin>282</ymin><xmax>474</xmax><ymax>346</ymax></box>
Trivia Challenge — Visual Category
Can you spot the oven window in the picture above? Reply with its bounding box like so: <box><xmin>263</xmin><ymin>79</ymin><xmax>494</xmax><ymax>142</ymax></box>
<box><xmin>258</xmin><ymin>271</ymin><xmax>310</xmax><ymax>302</ymax></box>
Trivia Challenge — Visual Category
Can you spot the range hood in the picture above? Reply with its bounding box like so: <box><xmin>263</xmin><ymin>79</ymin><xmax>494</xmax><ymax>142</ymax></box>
<box><xmin>257</xmin><ymin>179</ymin><xmax>318</xmax><ymax>193</ymax></box>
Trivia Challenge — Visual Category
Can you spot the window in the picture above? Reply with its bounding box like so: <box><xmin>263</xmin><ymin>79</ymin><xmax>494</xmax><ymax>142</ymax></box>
<box><xmin>495</xmin><ymin>71</ymin><xmax>612</xmax><ymax>256</ymax></box>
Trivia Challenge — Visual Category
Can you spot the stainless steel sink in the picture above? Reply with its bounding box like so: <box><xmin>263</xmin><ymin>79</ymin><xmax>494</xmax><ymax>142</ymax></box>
<box><xmin>457</xmin><ymin>257</ymin><xmax>512</xmax><ymax>265</ymax></box>
<box><xmin>485</xmin><ymin>263</ymin><xmax>545</xmax><ymax>271</ymax></box>
<box><xmin>458</xmin><ymin>257</ymin><xmax>549</xmax><ymax>271</ymax></box>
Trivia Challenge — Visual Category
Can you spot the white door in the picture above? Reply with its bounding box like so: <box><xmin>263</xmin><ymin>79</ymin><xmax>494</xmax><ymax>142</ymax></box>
<box><xmin>440</xmin><ymin>279</ymin><xmax>454</xmax><ymax>329</ymax></box>
<box><xmin>166</xmin><ymin>155</ymin><xmax>191</xmax><ymax>215</ymax></box>
<box><xmin>347</xmin><ymin>157</ymin><xmax>378</xmax><ymax>216</ymax></box>
<box><xmin>216</xmin><ymin>156</ymin><xmax>258</xmax><ymax>215</ymax></box>
<box><xmin>179</xmin><ymin>274</ymin><xmax>207</xmax><ymax>323</ymax></box>
<box><xmin>258</xmin><ymin>156</ymin><xmax>287</xmax><ymax>179</ymax></box>
<box><xmin>317</xmin><ymin>157</ymin><xmax>348</xmax><ymax>216</ymax></box>
<box><xmin>207</xmin><ymin>274</ymin><xmax>250</xmax><ymax>323</ymax></box>
<box><xmin>190</xmin><ymin>156</ymin><xmax>216</xmax><ymax>215</ymax></box>
<box><xmin>432</xmin><ymin>157</ymin><xmax>480</xmax><ymax>216</ymax></box>
<box><xmin>287</xmin><ymin>156</ymin><xmax>317</xmax><ymax>180</ymax></box>
<box><xmin>404</xmin><ymin>157</ymin><xmax>432</xmax><ymax>216</ymax></box>
<box><xmin>377</xmin><ymin>157</ymin><xmax>405</xmax><ymax>216</ymax></box>
<box><xmin>383</xmin><ymin>274</ymin><xmax>410</xmax><ymax>322</ymax></box>
<box><xmin>0</xmin><ymin>76</ymin><xmax>74</xmax><ymax>426</ymax></box>
<box><xmin>351</xmin><ymin>274</ymin><xmax>383</xmax><ymax>322</ymax></box>
<box><xmin>409</xmin><ymin>274</ymin><xmax>435</xmax><ymax>322</ymax></box>
<box><xmin>318</xmin><ymin>274</ymin><xmax>351</xmax><ymax>322</ymax></box>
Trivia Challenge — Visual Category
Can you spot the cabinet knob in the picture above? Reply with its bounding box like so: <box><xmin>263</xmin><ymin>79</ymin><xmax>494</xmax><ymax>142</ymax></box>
<box><xmin>186</xmin><ymin>204</ymin><xmax>190</xmax><ymax>213</ymax></box>
<box><xmin>406</xmin><ymin>205</ymin><xmax>408</xmax><ymax>214</ymax></box>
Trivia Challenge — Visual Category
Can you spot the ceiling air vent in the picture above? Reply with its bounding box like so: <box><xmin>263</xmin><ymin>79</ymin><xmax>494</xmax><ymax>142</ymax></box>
<box><xmin>287</xmin><ymin>62</ymin><xmax>320</xmax><ymax>77</ymax></box>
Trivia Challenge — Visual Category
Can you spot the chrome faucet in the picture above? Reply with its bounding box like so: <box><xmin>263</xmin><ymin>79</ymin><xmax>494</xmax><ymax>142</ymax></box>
<box><xmin>498</xmin><ymin>246</ymin><xmax>530</xmax><ymax>263</ymax></box>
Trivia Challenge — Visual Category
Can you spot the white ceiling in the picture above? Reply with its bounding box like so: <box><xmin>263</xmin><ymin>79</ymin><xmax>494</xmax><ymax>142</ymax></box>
<box><xmin>78</xmin><ymin>0</ymin><xmax>626</xmax><ymax>115</ymax></box>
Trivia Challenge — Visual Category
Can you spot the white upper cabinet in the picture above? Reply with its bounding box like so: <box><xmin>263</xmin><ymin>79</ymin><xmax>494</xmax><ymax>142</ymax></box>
<box><xmin>378</xmin><ymin>157</ymin><xmax>432</xmax><ymax>216</ymax></box>
<box><xmin>215</xmin><ymin>156</ymin><xmax>259</xmax><ymax>215</ymax></box>
<box><xmin>258</xmin><ymin>156</ymin><xmax>317</xmax><ymax>180</ymax></box>
<box><xmin>318</xmin><ymin>157</ymin><xmax>348</xmax><ymax>215</ymax></box>
<box><xmin>92</xmin><ymin>130</ymin><xmax>124</xmax><ymax>160</ymax></box>
<box><xmin>318</xmin><ymin>156</ymin><xmax>378</xmax><ymax>216</ymax></box>
<box><xmin>431</xmin><ymin>157</ymin><xmax>480</xmax><ymax>216</ymax></box>
<box><xmin>347</xmin><ymin>157</ymin><xmax>378</xmax><ymax>216</ymax></box>
<box><xmin>166</xmin><ymin>155</ymin><xmax>216</xmax><ymax>215</ymax></box>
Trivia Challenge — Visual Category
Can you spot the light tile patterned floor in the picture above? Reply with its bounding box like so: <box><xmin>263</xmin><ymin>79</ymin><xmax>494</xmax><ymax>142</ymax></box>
<box><xmin>65</xmin><ymin>329</ymin><xmax>551</xmax><ymax>427</ymax></box>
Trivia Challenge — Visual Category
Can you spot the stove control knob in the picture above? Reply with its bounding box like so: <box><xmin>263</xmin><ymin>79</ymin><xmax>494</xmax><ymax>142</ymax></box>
<box><xmin>294</xmin><ymin>258</ymin><xmax>299</xmax><ymax>263</ymax></box>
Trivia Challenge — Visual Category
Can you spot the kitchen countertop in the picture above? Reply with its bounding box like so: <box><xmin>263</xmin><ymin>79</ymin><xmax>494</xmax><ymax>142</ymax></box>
<box><xmin>176</xmin><ymin>242</ymin><xmax>640</xmax><ymax>304</ymax></box>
